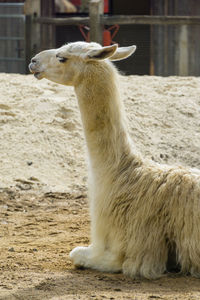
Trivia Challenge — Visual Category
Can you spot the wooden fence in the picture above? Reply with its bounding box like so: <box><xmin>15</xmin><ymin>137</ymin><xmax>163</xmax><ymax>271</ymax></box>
<box><xmin>34</xmin><ymin>2</ymin><xmax>200</xmax><ymax>46</ymax></box>
<box><xmin>2</xmin><ymin>0</ymin><xmax>200</xmax><ymax>75</ymax></box>
<box><xmin>28</xmin><ymin>0</ymin><xmax>200</xmax><ymax>76</ymax></box>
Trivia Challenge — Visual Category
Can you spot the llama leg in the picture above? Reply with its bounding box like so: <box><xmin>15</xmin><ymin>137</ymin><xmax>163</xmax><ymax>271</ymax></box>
<box><xmin>173</xmin><ymin>198</ymin><xmax>200</xmax><ymax>278</ymax></box>
<box><xmin>122</xmin><ymin>233</ymin><xmax>168</xmax><ymax>279</ymax></box>
<box><xmin>70</xmin><ymin>200</ymin><xmax>123</xmax><ymax>273</ymax></box>
<box><xmin>190</xmin><ymin>264</ymin><xmax>200</xmax><ymax>278</ymax></box>
<box><xmin>176</xmin><ymin>236</ymin><xmax>200</xmax><ymax>278</ymax></box>
<box><xmin>70</xmin><ymin>244</ymin><xmax>122</xmax><ymax>273</ymax></box>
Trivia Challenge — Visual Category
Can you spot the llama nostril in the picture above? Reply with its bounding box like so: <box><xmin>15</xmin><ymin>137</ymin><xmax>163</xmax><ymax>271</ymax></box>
<box><xmin>31</xmin><ymin>58</ymin><xmax>37</xmax><ymax>63</ymax></box>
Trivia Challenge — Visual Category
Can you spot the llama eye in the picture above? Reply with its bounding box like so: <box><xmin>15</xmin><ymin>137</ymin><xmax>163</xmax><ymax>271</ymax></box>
<box><xmin>58</xmin><ymin>57</ymin><xmax>67</xmax><ymax>63</ymax></box>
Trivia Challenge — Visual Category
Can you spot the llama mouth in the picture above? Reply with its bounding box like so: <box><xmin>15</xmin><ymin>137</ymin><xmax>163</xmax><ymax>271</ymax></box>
<box><xmin>34</xmin><ymin>72</ymin><xmax>40</xmax><ymax>77</ymax></box>
<box><xmin>33</xmin><ymin>72</ymin><xmax>43</xmax><ymax>80</ymax></box>
<box><xmin>29</xmin><ymin>64</ymin><xmax>43</xmax><ymax>80</ymax></box>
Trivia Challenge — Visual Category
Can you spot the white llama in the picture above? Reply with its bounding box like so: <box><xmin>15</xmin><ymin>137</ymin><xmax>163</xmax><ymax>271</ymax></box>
<box><xmin>55</xmin><ymin>0</ymin><xmax>77</xmax><ymax>13</ymax></box>
<box><xmin>29</xmin><ymin>41</ymin><xmax>200</xmax><ymax>279</ymax></box>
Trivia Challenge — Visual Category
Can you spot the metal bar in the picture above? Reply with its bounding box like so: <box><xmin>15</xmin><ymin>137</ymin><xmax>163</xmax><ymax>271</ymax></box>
<box><xmin>0</xmin><ymin>57</ymin><xmax>25</xmax><ymax>61</ymax></box>
<box><xmin>0</xmin><ymin>37</ymin><xmax>24</xmax><ymax>41</ymax></box>
<box><xmin>0</xmin><ymin>14</ymin><xmax>25</xmax><ymax>19</ymax></box>
<box><xmin>35</xmin><ymin>15</ymin><xmax>200</xmax><ymax>26</ymax></box>
<box><xmin>0</xmin><ymin>3</ymin><xmax>24</xmax><ymax>6</ymax></box>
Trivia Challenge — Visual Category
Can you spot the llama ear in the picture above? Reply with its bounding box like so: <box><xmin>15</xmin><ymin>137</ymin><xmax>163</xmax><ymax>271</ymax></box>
<box><xmin>85</xmin><ymin>44</ymin><xmax>118</xmax><ymax>61</ymax></box>
<box><xmin>109</xmin><ymin>45</ymin><xmax>136</xmax><ymax>61</ymax></box>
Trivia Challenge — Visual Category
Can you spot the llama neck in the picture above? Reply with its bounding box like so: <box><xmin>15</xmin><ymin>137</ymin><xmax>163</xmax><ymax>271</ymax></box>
<box><xmin>75</xmin><ymin>62</ymin><xmax>135</xmax><ymax>172</ymax></box>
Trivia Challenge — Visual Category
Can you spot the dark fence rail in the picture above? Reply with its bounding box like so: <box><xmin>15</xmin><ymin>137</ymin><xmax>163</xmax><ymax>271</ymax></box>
<box><xmin>103</xmin><ymin>15</ymin><xmax>200</xmax><ymax>25</ymax></box>
<box><xmin>35</xmin><ymin>15</ymin><xmax>200</xmax><ymax>26</ymax></box>
<box><xmin>36</xmin><ymin>16</ymin><xmax>90</xmax><ymax>26</ymax></box>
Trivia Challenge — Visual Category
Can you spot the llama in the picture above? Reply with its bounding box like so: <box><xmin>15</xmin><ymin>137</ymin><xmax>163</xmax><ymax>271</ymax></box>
<box><xmin>29</xmin><ymin>41</ymin><xmax>200</xmax><ymax>279</ymax></box>
<box><xmin>24</xmin><ymin>0</ymin><xmax>77</xmax><ymax>14</ymax></box>
<box><xmin>55</xmin><ymin>0</ymin><xmax>77</xmax><ymax>13</ymax></box>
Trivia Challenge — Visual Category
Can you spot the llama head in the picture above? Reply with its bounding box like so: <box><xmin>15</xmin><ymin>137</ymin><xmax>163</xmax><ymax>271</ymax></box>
<box><xmin>29</xmin><ymin>41</ymin><xmax>136</xmax><ymax>86</ymax></box>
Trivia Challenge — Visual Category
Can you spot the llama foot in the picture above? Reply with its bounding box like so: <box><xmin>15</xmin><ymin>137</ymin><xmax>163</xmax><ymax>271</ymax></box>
<box><xmin>122</xmin><ymin>259</ymin><xmax>140</xmax><ymax>279</ymax></box>
<box><xmin>122</xmin><ymin>259</ymin><xmax>163</xmax><ymax>280</ymax></box>
<box><xmin>190</xmin><ymin>267</ymin><xmax>200</xmax><ymax>278</ymax></box>
<box><xmin>70</xmin><ymin>245</ymin><xmax>122</xmax><ymax>273</ymax></box>
<box><xmin>70</xmin><ymin>246</ymin><xmax>91</xmax><ymax>269</ymax></box>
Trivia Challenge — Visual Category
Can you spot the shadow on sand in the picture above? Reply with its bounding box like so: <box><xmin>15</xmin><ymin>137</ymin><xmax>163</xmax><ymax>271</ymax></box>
<box><xmin>1</xmin><ymin>268</ymin><xmax>200</xmax><ymax>300</ymax></box>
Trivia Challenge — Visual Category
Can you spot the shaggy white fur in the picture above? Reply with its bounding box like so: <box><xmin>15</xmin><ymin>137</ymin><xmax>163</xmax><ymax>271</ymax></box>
<box><xmin>29</xmin><ymin>41</ymin><xmax>200</xmax><ymax>279</ymax></box>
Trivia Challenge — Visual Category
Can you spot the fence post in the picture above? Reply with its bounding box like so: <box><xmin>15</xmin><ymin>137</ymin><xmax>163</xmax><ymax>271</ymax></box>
<box><xmin>89</xmin><ymin>0</ymin><xmax>104</xmax><ymax>44</ymax></box>
<box><xmin>40</xmin><ymin>0</ymin><xmax>55</xmax><ymax>50</ymax></box>
<box><xmin>178</xmin><ymin>25</ymin><xmax>188</xmax><ymax>75</ymax></box>
<box><xmin>25</xmin><ymin>15</ymin><xmax>31</xmax><ymax>74</ymax></box>
<box><xmin>24</xmin><ymin>0</ymin><xmax>41</xmax><ymax>73</ymax></box>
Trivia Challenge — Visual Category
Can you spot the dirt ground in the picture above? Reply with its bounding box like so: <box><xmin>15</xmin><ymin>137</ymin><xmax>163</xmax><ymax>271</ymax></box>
<box><xmin>0</xmin><ymin>74</ymin><xmax>200</xmax><ymax>299</ymax></box>
<box><xmin>1</xmin><ymin>189</ymin><xmax>200</xmax><ymax>300</ymax></box>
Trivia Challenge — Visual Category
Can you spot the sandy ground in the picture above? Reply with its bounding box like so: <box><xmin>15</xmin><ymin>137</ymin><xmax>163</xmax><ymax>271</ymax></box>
<box><xmin>0</xmin><ymin>73</ymin><xmax>200</xmax><ymax>299</ymax></box>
